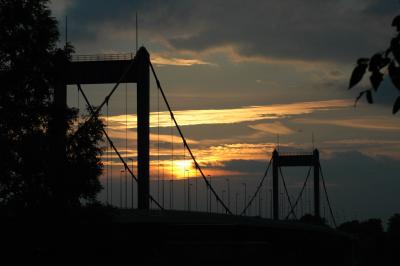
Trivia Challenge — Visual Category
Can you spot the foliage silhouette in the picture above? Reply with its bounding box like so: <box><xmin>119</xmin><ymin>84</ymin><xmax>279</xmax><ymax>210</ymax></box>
<box><xmin>0</xmin><ymin>0</ymin><xmax>104</xmax><ymax>209</ymax></box>
<box><xmin>349</xmin><ymin>15</ymin><xmax>400</xmax><ymax>113</ymax></box>
<box><xmin>388</xmin><ymin>213</ymin><xmax>400</xmax><ymax>235</ymax></box>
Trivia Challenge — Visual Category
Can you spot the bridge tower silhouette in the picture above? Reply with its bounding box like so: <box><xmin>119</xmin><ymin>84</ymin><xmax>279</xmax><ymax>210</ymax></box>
<box><xmin>56</xmin><ymin>47</ymin><xmax>151</xmax><ymax>209</ymax></box>
<box><xmin>53</xmin><ymin>46</ymin><xmax>333</xmax><ymax>222</ymax></box>
<box><xmin>272</xmin><ymin>149</ymin><xmax>320</xmax><ymax>220</ymax></box>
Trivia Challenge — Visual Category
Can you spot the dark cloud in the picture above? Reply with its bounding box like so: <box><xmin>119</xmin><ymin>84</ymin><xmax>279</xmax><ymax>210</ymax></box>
<box><xmin>211</xmin><ymin>159</ymin><xmax>269</xmax><ymax>174</ymax></box>
<box><xmin>363</xmin><ymin>0</ymin><xmax>400</xmax><ymax>16</ymax></box>
<box><xmin>64</xmin><ymin>0</ymin><xmax>399</xmax><ymax>63</ymax></box>
<box><xmin>320</xmin><ymin>151</ymin><xmax>400</xmax><ymax>221</ymax></box>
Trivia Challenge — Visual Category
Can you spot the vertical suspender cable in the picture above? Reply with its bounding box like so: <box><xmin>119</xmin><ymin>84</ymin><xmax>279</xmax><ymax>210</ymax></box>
<box><xmin>157</xmin><ymin>84</ymin><xmax>160</xmax><ymax>205</ymax></box>
<box><xmin>279</xmin><ymin>166</ymin><xmax>297</xmax><ymax>219</ymax></box>
<box><xmin>171</xmin><ymin>118</ymin><xmax>174</xmax><ymax>209</ymax></box>
<box><xmin>108</xmin><ymin>101</ymin><xmax>113</xmax><ymax>206</ymax></box>
<box><xmin>76</xmin><ymin>82</ymin><xmax>163</xmax><ymax>210</ymax></box>
<box><xmin>319</xmin><ymin>163</ymin><xmax>337</xmax><ymax>227</ymax></box>
<box><xmin>183</xmin><ymin>144</ymin><xmax>186</xmax><ymax>210</ymax></box>
<box><xmin>106</xmin><ymin>102</ymin><xmax>109</xmax><ymax>205</ymax></box>
<box><xmin>284</xmin><ymin>166</ymin><xmax>312</xmax><ymax>219</ymax></box>
<box><xmin>125</xmin><ymin>83</ymin><xmax>128</xmax><ymax>208</ymax></box>
<box><xmin>150</xmin><ymin>62</ymin><xmax>232</xmax><ymax>214</ymax></box>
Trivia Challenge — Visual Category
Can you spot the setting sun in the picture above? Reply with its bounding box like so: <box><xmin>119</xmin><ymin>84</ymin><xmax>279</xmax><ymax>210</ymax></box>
<box><xmin>172</xmin><ymin>160</ymin><xmax>195</xmax><ymax>180</ymax></box>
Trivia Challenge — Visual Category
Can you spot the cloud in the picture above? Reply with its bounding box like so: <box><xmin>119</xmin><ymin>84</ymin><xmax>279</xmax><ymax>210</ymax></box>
<box><xmin>105</xmin><ymin>99</ymin><xmax>351</xmax><ymax>129</ymax></box>
<box><xmin>207</xmin><ymin>159</ymin><xmax>269</xmax><ymax>174</ymax></box>
<box><xmin>151</xmin><ymin>54</ymin><xmax>212</xmax><ymax>66</ymax></box>
<box><xmin>319</xmin><ymin>151</ymin><xmax>400</xmax><ymax>221</ymax></box>
<box><xmin>249</xmin><ymin>122</ymin><xmax>295</xmax><ymax>135</ymax></box>
<box><xmin>294</xmin><ymin>117</ymin><xmax>400</xmax><ymax>131</ymax></box>
<box><xmin>63</xmin><ymin>0</ymin><xmax>397</xmax><ymax>64</ymax></box>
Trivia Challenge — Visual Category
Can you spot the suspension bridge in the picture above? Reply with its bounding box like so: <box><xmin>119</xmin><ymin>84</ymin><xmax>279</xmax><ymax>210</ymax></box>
<box><xmin>50</xmin><ymin>47</ymin><xmax>353</xmax><ymax>265</ymax></box>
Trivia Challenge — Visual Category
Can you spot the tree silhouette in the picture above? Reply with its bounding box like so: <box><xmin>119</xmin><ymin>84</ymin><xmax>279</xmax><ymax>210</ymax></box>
<box><xmin>349</xmin><ymin>15</ymin><xmax>400</xmax><ymax>114</ymax></box>
<box><xmin>0</xmin><ymin>0</ymin><xmax>104</xmax><ymax>208</ymax></box>
<box><xmin>388</xmin><ymin>213</ymin><xmax>400</xmax><ymax>235</ymax></box>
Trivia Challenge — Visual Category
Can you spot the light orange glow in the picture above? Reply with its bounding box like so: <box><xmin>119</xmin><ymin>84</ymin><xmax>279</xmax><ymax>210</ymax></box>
<box><xmin>294</xmin><ymin>117</ymin><xmax>400</xmax><ymax>131</ymax></box>
<box><xmin>104</xmin><ymin>99</ymin><xmax>352</xmax><ymax>130</ymax></box>
<box><xmin>170</xmin><ymin>160</ymin><xmax>195</xmax><ymax>180</ymax></box>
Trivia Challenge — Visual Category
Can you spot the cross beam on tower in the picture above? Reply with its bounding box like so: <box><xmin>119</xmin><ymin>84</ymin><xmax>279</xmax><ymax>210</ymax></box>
<box><xmin>272</xmin><ymin>149</ymin><xmax>320</xmax><ymax>220</ymax></box>
<box><xmin>56</xmin><ymin>47</ymin><xmax>150</xmax><ymax>210</ymax></box>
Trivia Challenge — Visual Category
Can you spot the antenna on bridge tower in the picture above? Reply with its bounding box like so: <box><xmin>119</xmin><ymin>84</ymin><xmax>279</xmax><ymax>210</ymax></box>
<box><xmin>277</xmin><ymin>134</ymin><xmax>280</xmax><ymax>151</ymax></box>
<box><xmin>65</xmin><ymin>16</ymin><xmax>68</xmax><ymax>47</ymax></box>
<box><xmin>136</xmin><ymin>12</ymin><xmax>138</xmax><ymax>52</ymax></box>
<box><xmin>312</xmin><ymin>132</ymin><xmax>315</xmax><ymax>150</ymax></box>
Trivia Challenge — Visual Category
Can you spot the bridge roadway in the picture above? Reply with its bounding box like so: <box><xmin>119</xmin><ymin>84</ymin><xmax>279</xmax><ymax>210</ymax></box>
<box><xmin>108</xmin><ymin>210</ymin><xmax>353</xmax><ymax>265</ymax></box>
<box><xmin>3</xmin><ymin>209</ymin><xmax>353</xmax><ymax>265</ymax></box>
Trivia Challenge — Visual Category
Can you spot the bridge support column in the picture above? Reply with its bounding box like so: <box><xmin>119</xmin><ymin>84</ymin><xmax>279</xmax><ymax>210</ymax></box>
<box><xmin>313</xmin><ymin>149</ymin><xmax>320</xmax><ymax>218</ymax></box>
<box><xmin>272</xmin><ymin>149</ymin><xmax>279</xmax><ymax>220</ymax></box>
<box><xmin>137</xmin><ymin>47</ymin><xmax>150</xmax><ymax>210</ymax></box>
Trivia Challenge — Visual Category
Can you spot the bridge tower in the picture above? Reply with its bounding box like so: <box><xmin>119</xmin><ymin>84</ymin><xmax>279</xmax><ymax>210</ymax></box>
<box><xmin>56</xmin><ymin>47</ymin><xmax>150</xmax><ymax>209</ymax></box>
<box><xmin>272</xmin><ymin>149</ymin><xmax>320</xmax><ymax>220</ymax></box>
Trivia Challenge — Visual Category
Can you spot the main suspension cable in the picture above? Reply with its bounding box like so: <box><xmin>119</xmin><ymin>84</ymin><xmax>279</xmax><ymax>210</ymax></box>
<box><xmin>278</xmin><ymin>166</ymin><xmax>297</xmax><ymax>219</ymax></box>
<box><xmin>240</xmin><ymin>158</ymin><xmax>272</xmax><ymax>215</ymax></box>
<box><xmin>76</xmin><ymin>84</ymin><xmax>163</xmax><ymax>210</ymax></box>
<box><xmin>125</xmin><ymin>82</ymin><xmax>128</xmax><ymax>209</ymax></box>
<box><xmin>149</xmin><ymin>61</ymin><xmax>232</xmax><ymax>214</ymax></box>
<box><xmin>284</xmin><ymin>166</ymin><xmax>312</xmax><ymax>219</ymax></box>
<box><xmin>106</xmin><ymin>101</ymin><xmax>109</xmax><ymax>204</ymax></box>
<box><xmin>71</xmin><ymin>57</ymin><xmax>136</xmax><ymax>142</ymax></box>
<box><xmin>319</xmin><ymin>162</ymin><xmax>337</xmax><ymax>227</ymax></box>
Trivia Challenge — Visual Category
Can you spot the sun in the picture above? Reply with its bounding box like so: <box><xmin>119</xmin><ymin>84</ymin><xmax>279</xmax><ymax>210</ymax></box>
<box><xmin>172</xmin><ymin>160</ymin><xmax>195</xmax><ymax>179</ymax></box>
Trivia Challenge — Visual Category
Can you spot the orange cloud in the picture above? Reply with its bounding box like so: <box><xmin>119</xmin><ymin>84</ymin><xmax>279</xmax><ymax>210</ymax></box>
<box><xmin>105</xmin><ymin>99</ymin><xmax>351</xmax><ymax>129</ymax></box>
<box><xmin>294</xmin><ymin>117</ymin><xmax>400</xmax><ymax>131</ymax></box>
<box><xmin>249</xmin><ymin>122</ymin><xmax>294</xmax><ymax>135</ymax></box>
<box><xmin>151</xmin><ymin>54</ymin><xmax>212</xmax><ymax>66</ymax></box>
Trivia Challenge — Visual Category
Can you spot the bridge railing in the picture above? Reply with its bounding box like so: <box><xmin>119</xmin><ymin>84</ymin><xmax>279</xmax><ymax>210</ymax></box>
<box><xmin>71</xmin><ymin>53</ymin><xmax>135</xmax><ymax>62</ymax></box>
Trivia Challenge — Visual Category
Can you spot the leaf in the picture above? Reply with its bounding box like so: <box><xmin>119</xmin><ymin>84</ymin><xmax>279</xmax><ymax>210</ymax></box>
<box><xmin>393</xmin><ymin>96</ymin><xmax>400</xmax><ymax>114</ymax></box>
<box><xmin>369</xmin><ymin>53</ymin><xmax>390</xmax><ymax>71</ymax></box>
<box><xmin>392</xmin><ymin>15</ymin><xmax>400</xmax><ymax>31</ymax></box>
<box><xmin>388</xmin><ymin>62</ymin><xmax>400</xmax><ymax>90</ymax></box>
<box><xmin>370</xmin><ymin>71</ymin><xmax>383</xmax><ymax>91</ymax></box>
<box><xmin>382</xmin><ymin>57</ymin><xmax>391</xmax><ymax>67</ymax></box>
<box><xmin>357</xmin><ymin>58</ymin><xmax>369</xmax><ymax>65</ymax></box>
<box><xmin>366</xmin><ymin>90</ymin><xmax>373</xmax><ymax>104</ymax></box>
<box><xmin>369</xmin><ymin>53</ymin><xmax>382</xmax><ymax>71</ymax></box>
<box><xmin>391</xmin><ymin>37</ymin><xmax>400</xmax><ymax>63</ymax></box>
<box><xmin>354</xmin><ymin>91</ymin><xmax>366</xmax><ymax>107</ymax></box>
<box><xmin>349</xmin><ymin>63</ymin><xmax>368</xmax><ymax>89</ymax></box>
<box><xmin>385</xmin><ymin>48</ymin><xmax>392</xmax><ymax>58</ymax></box>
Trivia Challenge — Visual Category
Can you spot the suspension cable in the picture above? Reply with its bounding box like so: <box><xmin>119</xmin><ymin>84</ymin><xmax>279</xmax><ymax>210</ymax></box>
<box><xmin>240</xmin><ymin>158</ymin><xmax>272</xmax><ymax>215</ymax></box>
<box><xmin>319</xmin><ymin>162</ymin><xmax>337</xmax><ymax>227</ymax></box>
<box><xmin>76</xmin><ymin>84</ymin><xmax>163</xmax><ymax>210</ymax></box>
<box><xmin>77</xmin><ymin>85</ymin><xmax>80</xmax><ymax>111</ymax></box>
<box><xmin>106</xmin><ymin>101</ymin><xmax>109</xmax><ymax>204</ymax></box>
<box><xmin>183</xmin><ymin>143</ymin><xmax>186</xmax><ymax>210</ymax></box>
<box><xmin>171</xmin><ymin>118</ymin><xmax>174</xmax><ymax>209</ymax></box>
<box><xmin>71</xmin><ymin>58</ymin><xmax>136</xmax><ymax>143</ymax></box>
<box><xmin>157</xmin><ymin>82</ymin><xmax>160</xmax><ymax>205</ymax></box>
<box><xmin>284</xmin><ymin>166</ymin><xmax>312</xmax><ymax>219</ymax></box>
<box><xmin>278</xmin><ymin>166</ymin><xmax>297</xmax><ymax>219</ymax></box>
<box><xmin>125</xmin><ymin>82</ymin><xmax>128</xmax><ymax>208</ymax></box>
<box><xmin>149</xmin><ymin>61</ymin><xmax>232</xmax><ymax>214</ymax></box>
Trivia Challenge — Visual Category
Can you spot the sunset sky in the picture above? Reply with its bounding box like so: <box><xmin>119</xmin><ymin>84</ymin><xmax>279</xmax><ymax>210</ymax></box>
<box><xmin>51</xmin><ymin>0</ymin><xmax>400</xmax><ymax>223</ymax></box>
